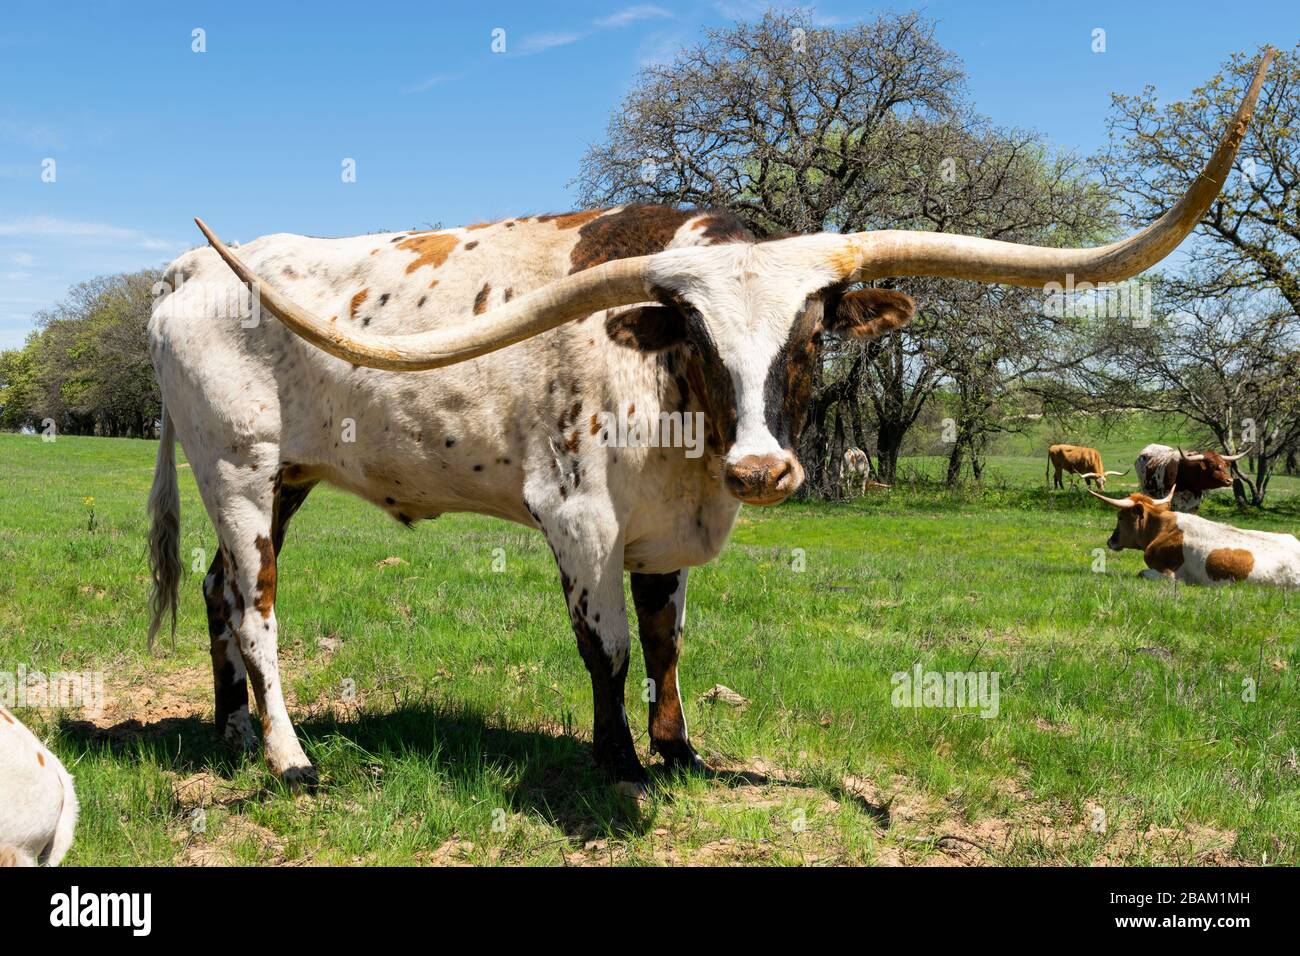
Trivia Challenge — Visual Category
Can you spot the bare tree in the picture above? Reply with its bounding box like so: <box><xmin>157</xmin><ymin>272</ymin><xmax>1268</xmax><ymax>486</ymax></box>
<box><xmin>575</xmin><ymin>10</ymin><xmax>962</xmax><ymax>235</ymax></box>
<box><xmin>1095</xmin><ymin>45</ymin><xmax>1297</xmax><ymax>316</ymax></box>
<box><xmin>1084</xmin><ymin>281</ymin><xmax>1299</xmax><ymax>505</ymax></box>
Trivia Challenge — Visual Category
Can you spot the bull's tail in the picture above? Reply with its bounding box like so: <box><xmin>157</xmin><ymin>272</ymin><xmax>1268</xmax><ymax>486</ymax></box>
<box><xmin>147</xmin><ymin>407</ymin><xmax>182</xmax><ymax>650</ymax></box>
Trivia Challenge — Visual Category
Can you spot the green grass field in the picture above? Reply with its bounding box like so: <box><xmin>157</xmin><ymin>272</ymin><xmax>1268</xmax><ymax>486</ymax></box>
<box><xmin>1</xmin><ymin>425</ymin><xmax>1297</xmax><ymax>866</ymax></box>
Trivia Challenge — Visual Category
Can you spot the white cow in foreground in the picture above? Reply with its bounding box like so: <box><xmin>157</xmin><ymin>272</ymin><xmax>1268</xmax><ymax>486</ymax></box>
<box><xmin>1090</xmin><ymin>486</ymin><xmax>1300</xmax><ymax>588</ymax></box>
<box><xmin>0</xmin><ymin>706</ymin><xmax>78</xmax><ymax>866</ymax></box>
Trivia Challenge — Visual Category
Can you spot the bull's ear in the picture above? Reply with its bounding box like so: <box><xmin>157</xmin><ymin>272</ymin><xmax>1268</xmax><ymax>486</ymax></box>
<box><xmin>604</xmin><ymin>305</ymin><xmax>688</xmax><ymax>352</ymax></box>
<box><xmin>827</xmin><ymin>288</ymin><xmax>915</xmax><ymax>340</ymax></box>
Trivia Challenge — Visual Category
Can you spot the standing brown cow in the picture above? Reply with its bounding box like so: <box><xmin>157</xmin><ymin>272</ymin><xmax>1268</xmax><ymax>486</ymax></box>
<box><xmin>1047</xmin><ymin>444</ymin><xmax>1127</xmax><ymax>490</ymax></box>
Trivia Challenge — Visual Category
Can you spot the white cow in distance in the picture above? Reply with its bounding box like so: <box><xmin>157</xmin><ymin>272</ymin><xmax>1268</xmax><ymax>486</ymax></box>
<box><xmin>840</xmin><ymin>447</ymin><xmax>888</xmax><ymax>496</ymax></box>
<box><xmin>0</xmin><ymin>706</ymin><xmax>78</xmax><ymax>866</ymax></box>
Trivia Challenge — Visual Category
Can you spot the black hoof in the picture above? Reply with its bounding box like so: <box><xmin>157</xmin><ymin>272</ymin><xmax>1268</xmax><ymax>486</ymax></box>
<box><xmin>594</xmin><ymin>743</ymin><xmax>649</xmax><ymax>788</ymax></box>
<box><xmin>655</xmin><ymin>740</ymin><xmax>708</xmax><ymax>775</ymax></box>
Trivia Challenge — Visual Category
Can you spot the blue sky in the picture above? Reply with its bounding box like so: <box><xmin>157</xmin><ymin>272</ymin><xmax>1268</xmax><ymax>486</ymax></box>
<box><xmin>0</xmin><ymin>0</ymin><xmax>1289</xmax><ymax>348</ymax></box>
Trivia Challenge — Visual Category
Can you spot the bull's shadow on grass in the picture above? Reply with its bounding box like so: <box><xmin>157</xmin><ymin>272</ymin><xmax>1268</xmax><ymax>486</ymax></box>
<box><xmin>298</xmin><ymin>703</ymin><xmax>656</xmax><ymax>840</ymax></box>
<box><xmin>56</xmin><ymin>702</ymin><xmax>747</xmax><ymax>841</ymax></box>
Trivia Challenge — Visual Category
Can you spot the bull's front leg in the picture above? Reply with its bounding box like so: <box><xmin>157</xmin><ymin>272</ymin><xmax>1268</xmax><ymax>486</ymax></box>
<box><xmin>535</xmin><ymin>506</ymin><xmax>646</xmax><ymax>789</ymax></box>
<box><xmin>630</xmin><ymin>570</ymin><xmax>705</xmax><ymax>773</ymax></box>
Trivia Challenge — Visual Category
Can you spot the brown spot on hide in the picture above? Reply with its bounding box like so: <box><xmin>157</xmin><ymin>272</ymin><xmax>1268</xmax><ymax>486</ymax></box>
<box><xmin>604</xmin><ymin>305</ymin><xmax>687</xmax><ymax>351</ymax></box>
<box><xmin>253</xmin><ymin>535</ymin><xmax>276</xmax><ymax>618</ymax></box>
<box><xmin>537</xmin><ymin>209</ymin><xmax>605</xmax><ymax>230</ymax></box>
<box><xmin>1205</xmin><ymin>548</ymin><xmax>1255</xmax><ymax>582</ymax></box>
<box><xmin>349</xmin><ymin>289</ymin><xmax>369</xmax><ymax>320</ymax></box>
<box><xmin>689</xmin><ymin>212</ymin><xmax>754</xmax><ymax>243</ymax></box>
<box><xmin>473</xmin><ymin>283</ymin><xmax>491</xmax><ymax>315</ymax></box>
<box><xmin>396</xmin><ymin>233</ymin><xmax>459</xmax><ymax>283</ymax></box>
<box><xmin>1145</xmin><ymin>526</ymin><xmax>1186</xmax><ymax>574</ymax></box>
<box><xmin>569</xmin><ymin>205</ymin><xmax>696</xmax><ymax>273</ymax></box>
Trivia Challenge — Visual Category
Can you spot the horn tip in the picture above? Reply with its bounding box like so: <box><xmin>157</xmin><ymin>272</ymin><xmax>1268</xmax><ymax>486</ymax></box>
<box><xmin>194</xmin><ymin>217</ymin><xmax>217</xmax><ymax>246</ymax></box>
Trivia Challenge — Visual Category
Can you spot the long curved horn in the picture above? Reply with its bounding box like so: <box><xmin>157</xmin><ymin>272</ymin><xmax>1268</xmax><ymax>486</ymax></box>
<box><xmin>1221</xmin><ymin>448</ymin><xmax>1250</xmax><ymax>462</ymax></box>
<box><xmin>1103</xmin><ymin>469</ymin><xmax>1128</xmax><ymax>477</ymax></box>
<box><xmin>1151</xmin><ymin>485</ymin><xmax>1177</xmax><ymax>507</ymax></box>
<box><xmin>1088</xmin><ymin>488</ymin><xmax>1137</xmax><ymax>509</ymax></box>
<box><xmin>193</xmin><ymin>219</ymin><xmax>656</xmax><ymax>372</ymax></box>
<box><xmin>1078</xmin><ymin>472</ymin><xmax>1101</xmax><ymax>480</ymax></box>
<box><xmin>838</xmin><ymin>50</ymin><xmax>1273</xmax><ymax>286</ymax></box>
<box><xmin>1179</xmin><ymin>446</ymin><xmax>1206</xmax><ymax>463</ymax></box>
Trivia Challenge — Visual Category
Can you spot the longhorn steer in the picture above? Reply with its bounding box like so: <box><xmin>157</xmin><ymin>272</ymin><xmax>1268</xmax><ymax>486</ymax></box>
<box><xmin>1134</xmin><ymin>443</ymin><xmax>1248</xmax><ymax>512</ymax></box>
<box><xmin>840</xmin><ymin>447</ymin><xmax>871</xmax><ymax>496</ymax></box>
<box><xmin>145</xmin><ymin>57</ymin><xmax>1270</xmax><ymax>788</ymax></box>
<box><xmin>1046</xmin><ymin>444</ymin><xmax>1126</xmax><ymax>490</ymax></box>
<box><xmin>1090</xmin><ymin>487</ymin><xmax>1300</xmax><ymax>587</ymax></box>
<box><xmin>0</xmin><ymin>706</ymin><xmax>78</xmax><ymax>866</ymax></box>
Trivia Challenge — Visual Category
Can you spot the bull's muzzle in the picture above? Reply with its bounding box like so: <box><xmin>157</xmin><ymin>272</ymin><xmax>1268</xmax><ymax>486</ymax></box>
<box><xmin>724</xmin><ymin>453</ymin><xmax>804</xmax><ymax>505</ymax></box>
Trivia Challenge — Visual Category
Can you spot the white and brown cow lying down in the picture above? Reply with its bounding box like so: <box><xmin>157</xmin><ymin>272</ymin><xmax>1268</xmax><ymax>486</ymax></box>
<box><xmin>1134</xmin><ymin>443</ymin><xmax>1248</xmax><ymax>513</ymax></box>
<box><xmin>0</xmin><ymin>706</ymin><xmax>78</xmax><ymax>866</ymax></box>
<box><xmin>145</xmin><ymin>57</ymin><xmax>1270</xmax><ymax>789</ymax></box>
<box><xmin>1091</xmin><ymin>487</ymin><xmax>1300</xmax><ymax>587</ymax></box>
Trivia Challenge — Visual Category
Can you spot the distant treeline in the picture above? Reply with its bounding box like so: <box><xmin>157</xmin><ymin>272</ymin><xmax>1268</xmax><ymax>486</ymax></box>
<box><xmin>0</xmin><ymin>270</ymin><xmax>161</xmax><ymax>439</ymax></box>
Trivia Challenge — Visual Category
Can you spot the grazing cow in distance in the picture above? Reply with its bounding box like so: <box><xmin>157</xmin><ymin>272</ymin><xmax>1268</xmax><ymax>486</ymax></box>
<box><xmin>1090</xmin><ymin>486</ymin><xmax>1300</xmax><ymax>587</ymax></box>
<box><xmin>1134</xmin><ymin>443</ymin><xmax>1248</xmax><ymax>513</ymax></box>
<box><xmin>145</xmin><ymin>57</ymin><xmax>1270</xmax><ymax>789</ymax></box>
<box><xmin>839</xmin><ymin>447</ymin><xmax>883</xmax><ymax>496</ymax></box>
<box><xmin>1047</xmin><ymin>444</ymin><xmax>1126</xmax><ymax>490</ymax></box>
<box><xmin>0</xmin><ymin>706</ymin><xmax>78</xmax><ymax>866</ymax></box>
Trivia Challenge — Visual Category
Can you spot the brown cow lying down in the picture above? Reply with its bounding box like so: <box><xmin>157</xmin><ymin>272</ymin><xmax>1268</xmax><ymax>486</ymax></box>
<box><xmin>0</xmin><ymin>706</ymin><xmax>78</xmax><ymax>866</ymax></box>
<box><xmin>1090</xmin><ymin>486</ymin><xmax>1300</xmax><ymax>587</ymax></box>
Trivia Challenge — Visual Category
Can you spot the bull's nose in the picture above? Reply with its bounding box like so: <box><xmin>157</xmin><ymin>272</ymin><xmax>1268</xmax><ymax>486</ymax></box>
<box><xmin>724</xmin><ymin>453</ymin><xmax>804</xmax><ymax>505</ymax></box>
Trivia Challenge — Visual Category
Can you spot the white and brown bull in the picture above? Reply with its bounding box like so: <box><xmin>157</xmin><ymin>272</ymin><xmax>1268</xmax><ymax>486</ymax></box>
<box><xmin>839</xmin><ymin>447</ymin><xmax>884</xmax><ymax>496</ymax></box>
<box><xmin>1090</xmin><ymin>486</ymin><xmax>1300</xmax><ymax>587</ymax></box>
<box><xmin>0</xmin><ymin>706</ymin><xmax>78</xmax><ymax>866</ymax></box>
<box><xmin>1134</xmin><ymin>443</ymin><xmax>1249</xmax><ymax>512</ymax></box>
<box><xmin>145</xmin><ymin>57</ymin><xmax>1270</xmax><ymax>789</ymax></box>
<box><xmin>1046</xmin><ymin>443</ymin><xmax>1126</xmax><ymax>490</ymax></box>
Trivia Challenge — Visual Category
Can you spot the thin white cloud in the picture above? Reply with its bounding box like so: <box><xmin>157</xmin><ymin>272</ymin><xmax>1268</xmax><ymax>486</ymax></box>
<box><xmin>519</xmin><ymin>30</ymin><xmax>585</xmax><ymax>55</ymax></box>
<box><xmin>0</xmin><ymin>216</ymin><xmax>180</xmax><ymax>251</ymax></box>
<box><xmin>638</xmin><ymin>31</ymin><xmax>687</xmax><ymax>66</ymax></box>
<box><xmin>10</xmin><ymin>252</ymin><xmax>35</xmax><ymax>266</ymax></box>
<box><xmin>400</xmin><ymin>73</ymin><xmax>460</xmax><ymax>95</ymax></box>
<box><xmin>517</xmin><ymin>5</ymin><xmax>675</xmax><ymax>56</ymax></box>
<box><xmin>595</xmin><ymin>5</ymin><xmax>673</xmax><ymax>28</ymax></box>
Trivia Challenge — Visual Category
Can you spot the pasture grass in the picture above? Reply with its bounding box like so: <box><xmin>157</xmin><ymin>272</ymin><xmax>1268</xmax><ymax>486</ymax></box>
<box><xmin>0</xmin><ymin>427</ymin><xmax>1296</xmax><ymax>866</ymax></box>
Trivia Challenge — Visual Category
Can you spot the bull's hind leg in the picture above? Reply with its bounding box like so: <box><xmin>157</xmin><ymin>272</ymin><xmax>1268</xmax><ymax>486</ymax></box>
<box><xmin>631</xmin><ymin>570</ymin><xmax>705</xmax><ymax>773</ymax></box>
<box><xmin>206</xmin><ymin>465</ymin><xmax>315</xmax><ymax>785</ymax></box>
<box><xmin>203</xmin><ymin>477</ymin><xmax>315</xmax><ymax>764</ymax></box>
<box><xmin>203</xmin><ymin>552</ymin><xmax>255</xmax><ymax>749</ymax></box>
